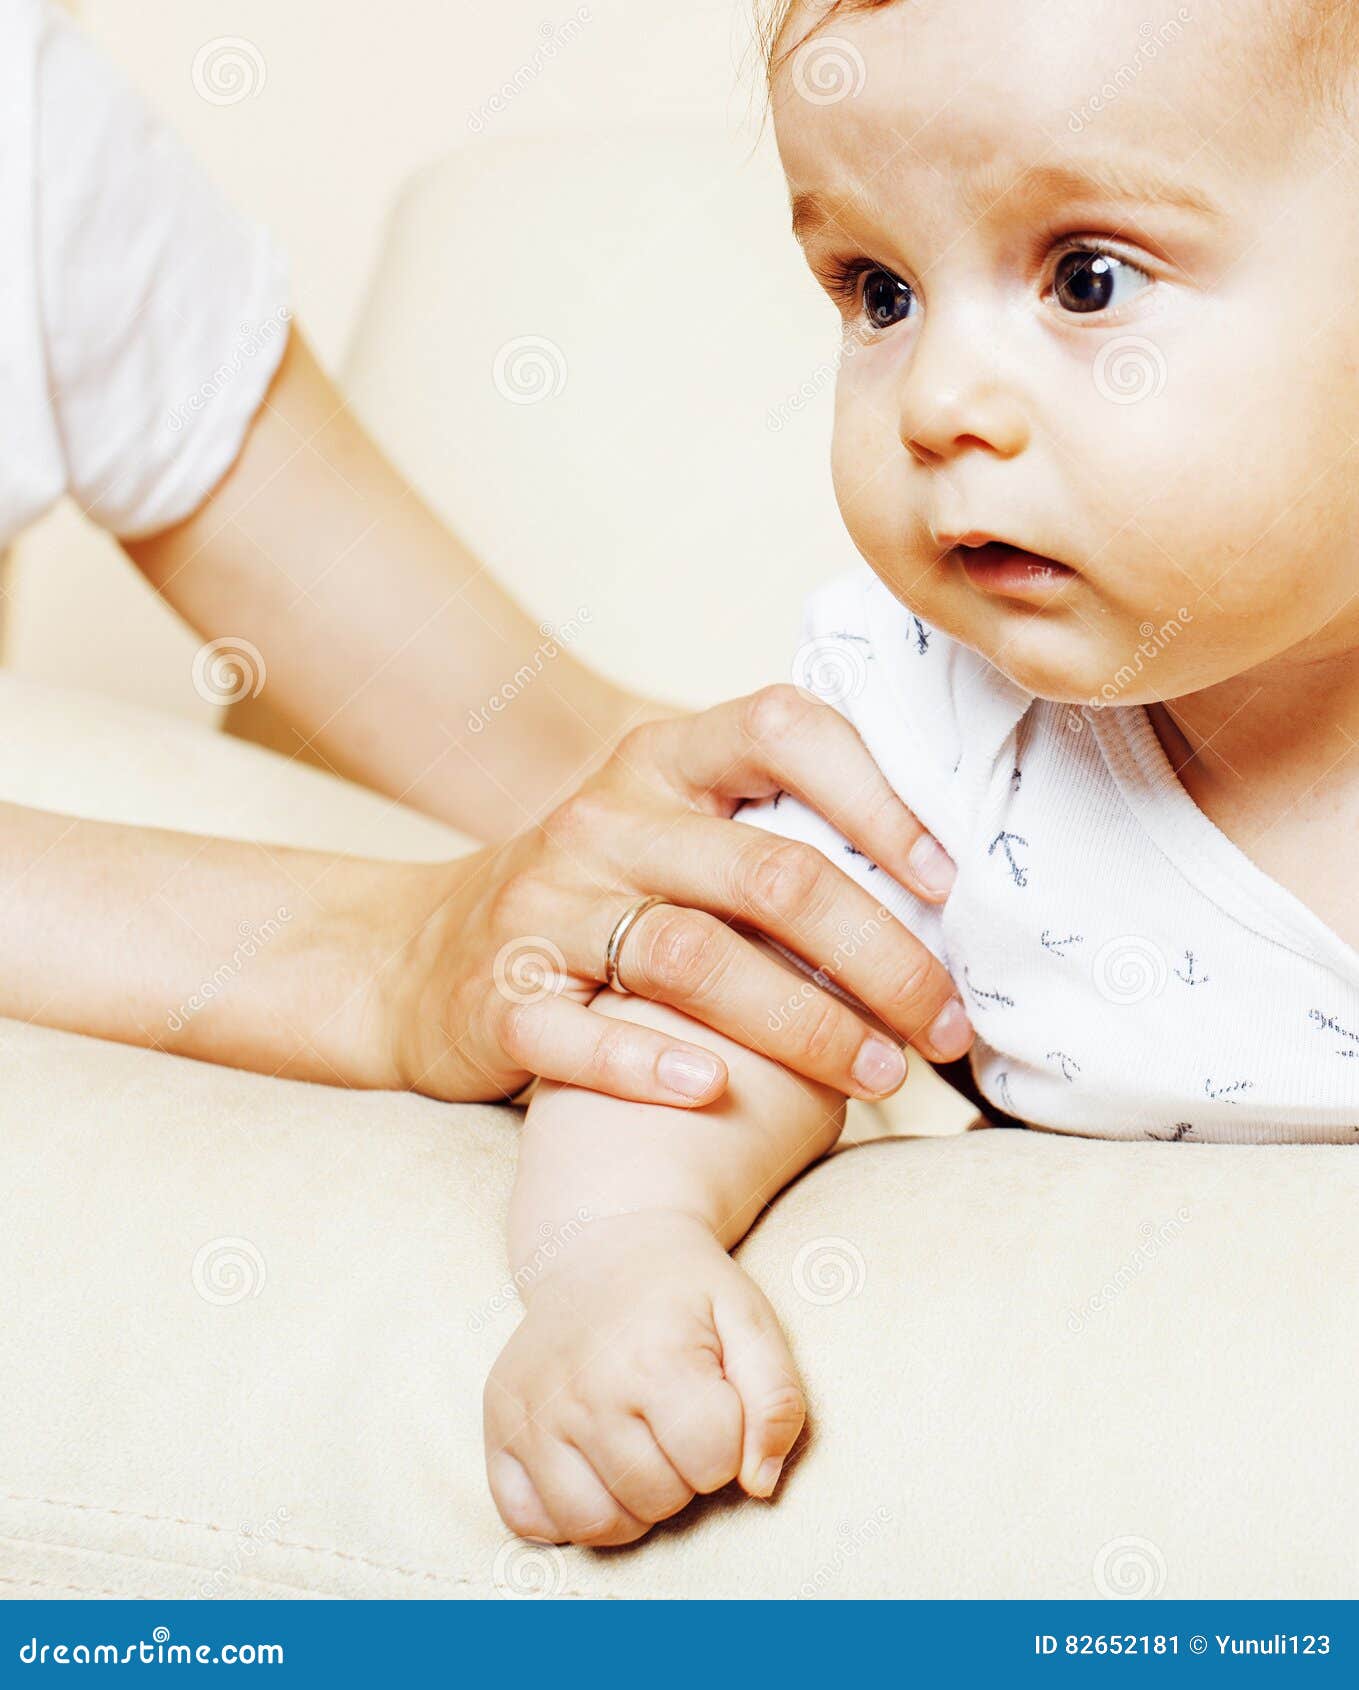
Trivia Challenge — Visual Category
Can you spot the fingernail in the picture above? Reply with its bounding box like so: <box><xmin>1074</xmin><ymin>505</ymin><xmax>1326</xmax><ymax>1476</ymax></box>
<box><xmin>852</xmin><ymin>1036</ymin><xmax>907</xmax><ymax>1097</ymax></box>
<box><xmin>658</xmin><ymin>1048</ymin><xmax>721</xmax><ymax>1100</ymax></box>
<box><xmin>754</xmin><ymin>1457</ymin><xmax>783</xmax><ymax>1497</ymax></box>
<box><xmin>926</xmin><ymin>997</ymin><xmax>972</xmax><ymax>1061</ymax></box>
<box><xmin>907</xmin><ymin>835</ymin><xmax>957</xmax><ymax>898</ymax></box>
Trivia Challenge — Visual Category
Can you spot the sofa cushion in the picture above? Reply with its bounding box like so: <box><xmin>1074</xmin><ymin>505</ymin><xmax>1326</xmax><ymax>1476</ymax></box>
<box><xmin>2</xmin><ymin>672</ymin><xmax>1354</xmax><ymax>1598</ymax></box>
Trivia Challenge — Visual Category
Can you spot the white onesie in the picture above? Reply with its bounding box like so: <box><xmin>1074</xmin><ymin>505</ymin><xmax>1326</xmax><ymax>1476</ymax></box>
<box><xmin>738</xmin><ymin>566</ymin><xmax>1359</xmax><ymax>1143</ymax></box>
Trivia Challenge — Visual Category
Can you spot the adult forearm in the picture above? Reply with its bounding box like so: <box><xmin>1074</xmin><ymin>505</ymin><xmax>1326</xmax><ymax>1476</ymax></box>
<box><xmin>508</xmin><ymin>982</ymin><xmax>846</xmax><ymax>1276</ymax></box>
<box><xmin>125</xmin><ymin>329</ymin><xmax>646</xmax><ymax>843</ymax></box>
<box><xmin>0</xmin><ymin>798</ymin><xmax>445</xmax><ymax>1085</ymax></box>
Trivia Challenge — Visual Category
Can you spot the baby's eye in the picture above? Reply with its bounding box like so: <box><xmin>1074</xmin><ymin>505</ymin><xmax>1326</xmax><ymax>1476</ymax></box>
<box><xmin>859</xmin><ymin>266</ymin><xmax>916</xmax><ymax>330</ymax></box>
<box><xmin>1051</xmin><ymin>247</ymin><xmax>1151</xmax><ymax>314</ymax></box>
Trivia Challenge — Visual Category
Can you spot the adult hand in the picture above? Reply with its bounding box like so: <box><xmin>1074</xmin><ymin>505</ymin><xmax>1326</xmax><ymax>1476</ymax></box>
<box><xmin>391</xmin><ymin>686</ymin><xmax>972</xmax><ymax>1107</ymax></box>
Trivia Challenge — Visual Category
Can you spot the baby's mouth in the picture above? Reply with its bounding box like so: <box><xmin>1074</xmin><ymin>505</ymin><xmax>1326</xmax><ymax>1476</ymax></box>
<box><xmin>951</xmin><ymin>540</ymin><xmax>1076</xmax><ymax>601</ymax></box>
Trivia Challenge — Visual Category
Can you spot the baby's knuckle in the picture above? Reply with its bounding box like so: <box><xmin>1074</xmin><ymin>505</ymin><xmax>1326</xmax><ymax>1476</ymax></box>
<box><xmin>491</xmin><ymin>1487</ymin><xmax>544</xmax><ymax>1542</ymax></box>
<box><xmin>686</xmin><ymin>1426</ymin><xmax>743</xmax><ymax>1494</ymax></box>
<box><xmin>629</xmin><ymin>1338</ymin><xmax>686</xmax><ymax>1389</ymax></box>
<box><xmin>651</xmin><ymin>1485</ymin><xmax>697</xmax><ymax>1524</ymax></box>
<box><xmin>753</xmin><ymin>1379</ymin><xmax>807</xmax><ymax>1434</ymax></box>
<box><xmin>568</xmin><ymin>1508</ymin><xmax>635</xmax><ymax>1547</ymax></box>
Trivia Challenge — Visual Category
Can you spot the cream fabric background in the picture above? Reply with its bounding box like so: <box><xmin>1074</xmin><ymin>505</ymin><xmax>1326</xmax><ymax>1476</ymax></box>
<box><xmin>3</xmin><ymin>669</ymin><xmax>1355</xmax><ymax>1599</ymax></box>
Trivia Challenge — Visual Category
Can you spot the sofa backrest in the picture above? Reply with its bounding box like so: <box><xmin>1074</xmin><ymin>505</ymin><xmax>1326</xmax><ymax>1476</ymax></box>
<box><xmin>341</xmin><ymin>126</ymin><xmax>863</xmax><ymax>711</ymax></box>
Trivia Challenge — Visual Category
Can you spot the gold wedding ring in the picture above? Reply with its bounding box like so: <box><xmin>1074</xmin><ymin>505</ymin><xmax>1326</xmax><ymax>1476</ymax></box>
<box><xmin>604</xmin><ymin>894</ymin><xmax>667</xmax><ymax>995</ymax></box>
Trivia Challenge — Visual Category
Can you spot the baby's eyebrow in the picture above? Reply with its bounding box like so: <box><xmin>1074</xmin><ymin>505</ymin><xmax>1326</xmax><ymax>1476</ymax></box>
<box><xmin>790</xmin><ymin>190</ymin><xmax>841</xmax><ymax>244</ymax></box>
<box><xmin>789</xmin><ymin>158</ymin><xmax>1223</xmax><ymax>247</ymax></box>
<box><xmin>973</xmin><ymin>157</ymin><xmax>1225</xmax><ymax>222</ymax></box>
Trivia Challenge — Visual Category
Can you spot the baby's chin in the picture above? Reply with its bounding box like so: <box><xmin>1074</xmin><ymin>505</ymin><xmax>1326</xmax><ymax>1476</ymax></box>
<box><xmin>959</xmin><ymin>618</ymin><xmax>1176</xmax><ymax>710</ymax></box>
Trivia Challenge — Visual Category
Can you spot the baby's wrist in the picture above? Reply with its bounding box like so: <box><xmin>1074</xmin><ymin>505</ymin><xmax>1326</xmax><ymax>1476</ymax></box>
<box><xmin>510</xmin><ymin>1206</ymin><xmax>719</xmax><ymax>1304</ymax></box>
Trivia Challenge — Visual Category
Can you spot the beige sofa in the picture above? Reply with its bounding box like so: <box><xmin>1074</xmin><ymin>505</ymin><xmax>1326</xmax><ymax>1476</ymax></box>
<box><xmin>2</xmin><ymin>131</ymin><xmax>1355</xmax><ymax>1601</ymax></box>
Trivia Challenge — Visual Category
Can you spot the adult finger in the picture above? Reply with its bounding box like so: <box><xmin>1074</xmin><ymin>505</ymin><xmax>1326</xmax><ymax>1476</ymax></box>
<box><xmin>617</xmin><ymin>686</ymin><xmax>957</xmax><ymax>902</ymax></box>
<box><xmin>614</xmin><ymin>816</ymin><xmax>972</xmax><ymax>1068</ymax></box>
<box><xmin>497</xmin><ymin>993</ymin><xmax>729</xmax><ymax>1105</ymax></box>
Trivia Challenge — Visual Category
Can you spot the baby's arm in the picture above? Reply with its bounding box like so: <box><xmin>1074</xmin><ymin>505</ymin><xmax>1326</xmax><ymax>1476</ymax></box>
<box><xmin>484</xmin><ymin>969</ymin><xmax>853</xmax><ymax>1546</ymax></box>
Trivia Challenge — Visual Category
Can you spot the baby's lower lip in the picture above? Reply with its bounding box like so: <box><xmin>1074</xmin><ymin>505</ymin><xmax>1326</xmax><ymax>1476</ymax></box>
<box><xmin>956</xmin><ymin>542</ymin><xmax>1076</xmax><ymax>599</ymax></box>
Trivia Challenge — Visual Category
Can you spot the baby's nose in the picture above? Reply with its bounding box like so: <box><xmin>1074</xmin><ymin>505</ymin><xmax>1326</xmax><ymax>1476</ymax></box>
<box><xmin>896</xmin><ymin>316</ymin><xmax>1029</xmax><ymax>465</ymax></box>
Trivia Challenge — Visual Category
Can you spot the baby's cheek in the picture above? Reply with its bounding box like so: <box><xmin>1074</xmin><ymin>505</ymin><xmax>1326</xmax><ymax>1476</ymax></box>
<box><xmin>830</xmin><ymin>388</ymin><xmax>900</xmax><ymax>560</ymax></box>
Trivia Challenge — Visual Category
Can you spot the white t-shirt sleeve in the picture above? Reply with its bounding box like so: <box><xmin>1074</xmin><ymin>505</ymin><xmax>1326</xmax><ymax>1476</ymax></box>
<box><xmin>31</xmin><ymin>0</ymin><xmax>291</xmax><ymax>539</ymax></box>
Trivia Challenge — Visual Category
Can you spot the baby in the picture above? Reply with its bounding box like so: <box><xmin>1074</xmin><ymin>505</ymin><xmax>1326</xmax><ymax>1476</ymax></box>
<box><xmin>483</xmin><ymin>0</ymin><xmax>1359</xmax><ymax>1545</ymax></box>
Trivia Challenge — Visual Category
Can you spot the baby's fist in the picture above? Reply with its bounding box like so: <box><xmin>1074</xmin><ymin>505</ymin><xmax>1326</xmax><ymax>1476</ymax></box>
<box><xmin>483</xmin><ymin>1210</ymin><xmax>804</xmax><ymax>1546</ymax></box>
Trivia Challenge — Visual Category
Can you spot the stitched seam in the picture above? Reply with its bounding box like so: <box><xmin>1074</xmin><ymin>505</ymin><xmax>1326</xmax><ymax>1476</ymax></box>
<box><xmin>1</xmin><ymin>1573</ymin><xmax>125</xmax><ymax>1598</ymax></box>
<box><xmin>0</xmin><ymin>1533</ymin><xmax>341</xmax><ymax>1601</ymax></box>
<box><xmin>0</xmin><ymin>1494</ymin><xmax>606</xmax><ymax>1599</ymax></box>
<box><xmin>1</xmin><ymin>1490</ymin><xmax>476</xmax><ymax>1588</ymax></box>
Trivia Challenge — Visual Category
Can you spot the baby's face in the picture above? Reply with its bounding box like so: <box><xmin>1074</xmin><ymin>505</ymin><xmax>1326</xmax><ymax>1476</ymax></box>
<box><xmin>774</xmin><ymin>0</ymin><xmax>1359</xmax><ymax>705</ymax></box>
